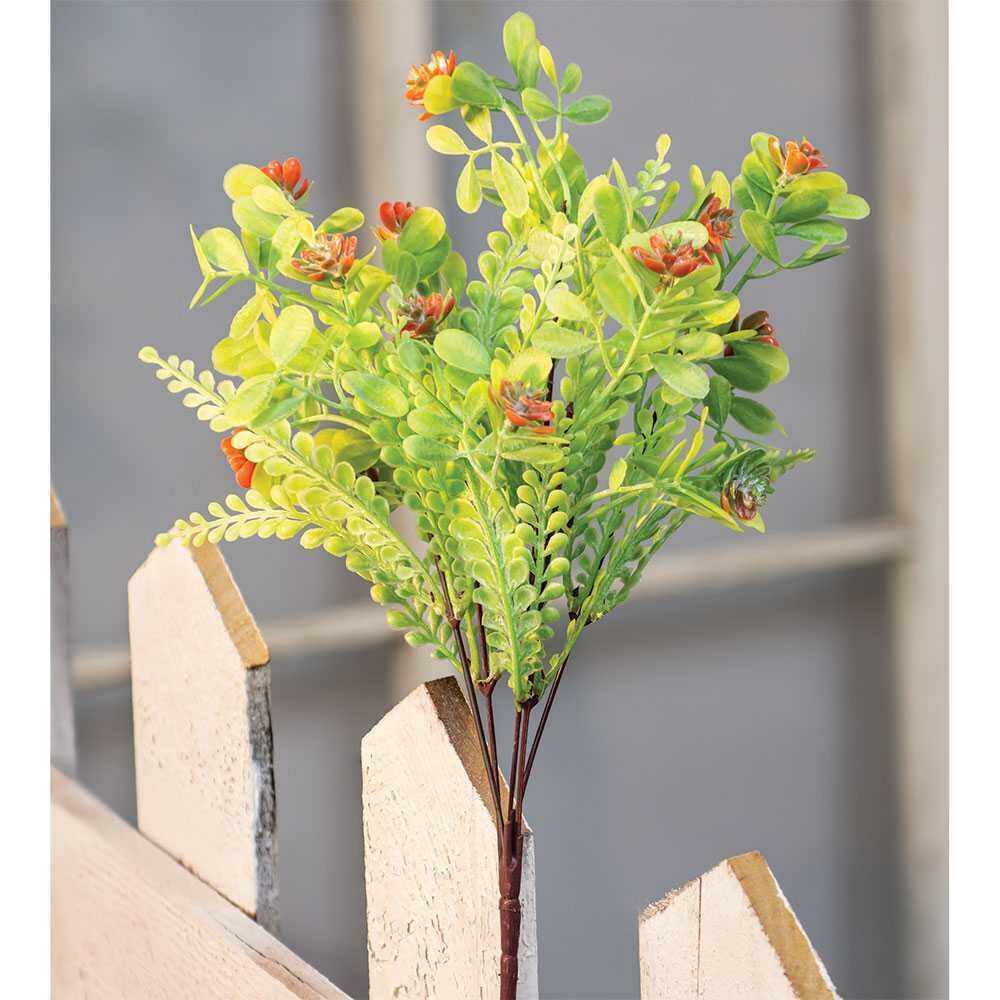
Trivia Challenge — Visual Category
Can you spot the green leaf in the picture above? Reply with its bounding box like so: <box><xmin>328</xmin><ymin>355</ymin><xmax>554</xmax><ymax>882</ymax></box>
<box><xmin>653</xmin><ymin>355</ymin><xmax>710</xmax><ymax>398</ymax></box>
<box><xmin>788</xmin><ymin>171</ymin><xmax>848</xmax><ymax>198</ymax></box>
<box><xmin>269</xmin><ymin>305</ymin><xmax>315</xmax><ymax>366</ymax></box>
<box><xmin>773</xmin><ymin>191</ymin><xmax>829</xmax><ymax>224</ymax></box>
<box><xmin>232</xmin><ymin>197</ymin><xmax>282</xmax><ymax>238</ymax></box>
<box><xmin>740</xmin><ymin>210</ymin><xmax>781</xmax><ymax>264</ymax></box>
<box><xmin>399</xmin><ymin>207</ymin><xmax>447</xmax><ymax>255</ymax></box>
<box><xmin>223</xmin><ymin>164</ymin><xmax>279</xmax><ymax>201</ymax></box>
<box><xmin>407</xmin><ymin>406</ymin><xmax>459</xmax><ymax>438</ymax></box>
<box><xmin>463</xmin><ymin>105</ymin><xmax>493</xmax><ymax>143</ymax></box>
<box><xmin>434</xmin><ymin>329</ymin><xmax>492</xmax><ymax>375</ymax></box>
<box><xmin>423</xmin><ymin>73</ymin><xmax>458</xmax><ymax>115</ymax></box>
<box><xmin>732</xmin><ymin>341</ymin><xmax>789</xmax><ymax>383</ymax></box>
<box><xmin>608</xmin><ymin>457</ymin><xmax>627</xmax><ymax>491</ymax></box>
<box><xmin>593</xmin><ymin>262</ymin><xmax>635</xmax><ymax>326</ymax></box>
<box><xmin>750</xmin><ymin>132</ymin><xmax>780</xmax><ymax>181</ymax></box>
<box><xmin>426</xmin><ymin>125</ymin><xmax>469</xmax><ymax>155</ymax></box>
<box><xmin>342</xmin><ymin>371</ymin><xmax>409</xmax><ymax>417</ymax></box>
<box><xmin>225</xmin><ymin>376</ymin><xmax>274</xmax><ymax>424</ymax></box>
<box><xmin>501</xmin><ymin>445</ymin><xmax>563</xmax><ymax>466</ymax></box>
<box><xmin>451</xmin><ymin>62</ymin><xmax>502</xmax><ymax>108</ymax></box>
<box><xmin>560</xmin><ymin>63</ymin><xmax>582</xmax><ymax>95</ymax></box>
<box><xmin>507</xmin><ymin>348</ymin><xmax>552</xmax><ymax>384</ymax></box>
<box><xmin>708</xmin><ymin>352</ymin><xmax>770</xmax><ymax>392</ymax></box>
<box><xmin>532</xmin><ymin>322</ymin><xmax>593</xmax><ymax>357</ymax></box>
<box><xmin>785</xmin><ymin>220</ymin><xmax>848</xmax><ymax>244</ymax></box>
<box><xmin>395</xmin><ymin>251</ymin><xmax>418</xmax><ymax>293</ymax></box>
<box><xmin>547</xmin><ymin>285</ymin><xmax>589</xmax><ymax>322</ymax></box>
<box><xmin>251</xmin><ymin>393</ymin><xmax>306</xmax><ymax>428</ymax></box>
<box><xmin>199</xmin><ymin>228</ymin><xmax>249</xmax><ymax>273</ymax></box>
<box><xmin>441</xmin><ymin>251</ymin><xmax>467</xmax><ymax>300</ymax></box>
<box><xmin>594</xmin><ymin>182</ymin><xmax>628</xmax><ymax>246</ymax></box>
<box><xmin>491</xmin><ymin>153</ymin><xmax>529</xmax><ymax>217</ymax></box>
<box><xmin>564</xmin><ymin>95</ymin><xmax>612</xmax><ymax>124</ymax></box>
<box><xmin>503</xmin><ymin>11</ymin><xmax>540</xmax><ymax>89</ymax></box>
<box><xmin>826</xmin><ymin>193</ymin><xmax>871</xmax><ymax>220</ymax></box>
<box><xmin>522</xmin><ymin>87</ymin><xmax>557</xmax><ymax>121</ymax></box>
<box><xmin>230</xmin><ymin>294</ymin><xmax>263</xmax><ymax>340</ymax></box>
<box><xmin>731</xmin><ymin>396</ymin><xmax>783</xmax><ymax>435</ymax></box>
<box><xmin>251</xmin><ymin>184</ymin><xmax>296</xmax><ymax>216</ymax></box>
<box><xmin>403</xmin><ymin>434</ymin><xmax>457</xmax><ymax>465</ymax></box>
<box><xmin>456</xmin><ymin>157</ymin><xmax>483</xmax><ymax>214</ymax></box>
<box><xmin>706</xmin><ymin>375</ymin><xmax>732</xmax><ymax>426</ymax></box>
<box><xmin>319</xmin><ymin>207</ymin><xmax>365</xmax><ymax>233</ymax></box>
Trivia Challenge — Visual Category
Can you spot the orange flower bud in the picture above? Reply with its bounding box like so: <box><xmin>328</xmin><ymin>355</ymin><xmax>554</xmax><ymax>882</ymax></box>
<box><xmin>405</xmin><ymin>50</ymin><xmax>457</xmax><ymax>121</ymax></box>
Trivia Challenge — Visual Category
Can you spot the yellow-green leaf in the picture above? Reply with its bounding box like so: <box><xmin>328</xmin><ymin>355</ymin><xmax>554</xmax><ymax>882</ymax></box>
<box><xmin>491</xmin><ymin>153</ymin><xmax>529</xmax><ymax>217</ymax></box>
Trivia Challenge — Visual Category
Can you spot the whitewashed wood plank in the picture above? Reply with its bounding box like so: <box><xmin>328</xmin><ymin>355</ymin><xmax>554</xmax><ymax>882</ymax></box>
<box><xmin>362</xmin><ymin>677</ymin><xmax>538</xmax><ymax>999</ymax></box>
<box><xmin>128</xmin><ymin>541</ymin><xmax>278</xmax><ymax>931</ymax></box>
<box><xmin>51</xmin><ymin>768</ymin><xmax>347</xmax><ymax>1000</ymax></box>
<box><xmin>639</xmin><ymin>851</ymin><xmax>838</xmax><ymax>999</ymax></box>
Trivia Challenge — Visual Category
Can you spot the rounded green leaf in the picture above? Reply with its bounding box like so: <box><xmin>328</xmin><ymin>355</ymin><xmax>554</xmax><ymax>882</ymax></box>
<box><xmin>706</xmin><ymin>375</ymin><xmax>732</xmax><ymax>426</ymax></box>
<box><xmin>532</xmin><ymin>322</ymin><xmax>593</xmax><ymax>358</ymax></box>
<box><xmin>491</xmin><ymin>153</ymin><xmax>529</xmax><ymax>217</ymax></box>
<box><xmin>547</xmin><ymin>285</ymin><xmax>590</xmax><ymax>322</ymax></box>
<box><xmin>450</xmin><ymin>61</ymin><xmax>502</xmax><ymax>108</ymax></box>
<box><xmin>426</xmin><ymin>125</ymin><xmax>469</xmax><ymax>155</ymax></box>
<box><xmin>403</xmin><ymin>434</ymin><xmax>457</xmax><ymax>466</ymax></box>
<box><xmin>593</xmin><ymin>262</ymin><xmax>635</xmax><ymax>326</ymax></box>
<box><xmin>826</xmin><ymin>193</ymin><xmax>871</xmax><ymax>220</ymax></box>
<box><xmin>503</xmin><ymin>12</ymin><xmax>539</xmax><ymax>86</ymax></box>
<box><xmin>740</xmin><ymin>210</ymin><xmax>781</xmax><ymax>264</ymax></box>
<box><xmin>788</xmin><ymin>171</ymin><xmax>848</xmax><ymax>198</ymax></box>
<box><xmin>608</xmin><ymin>457</ymin><xmax>627</xmax><ymax>491</ymax></box>
<box><xmin>456</xmin><ymin>157</ymin><xmax>483</xmax><ymax>214</ymax></box>
<box><xmin>564</xmin><ymin>95</ymin><xmax>612</xmax><ymax>124</ymax></box>
<box><xmin>224</xmin><ymin>376</ymin><xmax>274</xmax><ymax>424</ymax></box>
<box><xmin>731</xmin><ymin>396</ymin><xmax>782</xmax><ymax>435</ymax></box>
<box><xmin>230</xmin><ymin>293</ymin><xmax>264</xmax><ymax>340</ymax></box>
<box><xmin>507</xmin><ymin>348</ymin><xmax>551</xmax><ymax>384</ymax></box>
<box><xmin>223</xmin><ymin>164</ymin><xmax>279</xmax><ymax>200</ymax></box>
<box><xmin>785</xmin><ymin>220</ymin><xmax>848</xmax><ymax>244</ymax></box>
<box><xmin>232</xmin><ymin>197</ymin><xmax>282</xmax><ymax>238</ymax></box>
<box><xmin>423</xmin><ymin>73</ymin><xmax>458</xmax><ymax>115</ymax></box>
<box><xmin>199</xmin><ymin>227</ymin><xmax>249</xmax><ymax>273</ymax></box>
<box><xmin>560</xmin><ymin>63</ymin><xmax>582</xmax><ymax>96</ymax></box>
<box><xmin>522</xmin><ymin>88</ymin><xmax>557</xmax><ymax>122</ymax></box>
<box><xmin>434</xmin><ymin>329</ymin><xmax>492</xmax><ymax>375</ymax></box>
<box><xmin>774</xmin><ymin>191</ymin><xmax>829</xmax><ymax>224</ymax></box>
<box><xmin>653</xmin><ymin>355</ymin><xmax>710</xmax><ymax>398</ymax></box>
<box><xmin>319</xmin><ymin>207</ymin><xmax>365</xmax><ymax>233</ymax></box>
<box><xmin>407</xmin><ymin>406</ymin><xmax>459</xmax><ymax>438</ymax></box>
<box><xmin>399</xmin><ymin>207</ymin><xmax>446</xmax><ymax>255</ymax></box>
<box><xmin>251</xmin><ymin>184</ymin><xmax>296</xmax><ymax>217</ymax></box>
<box><xmin>733</xmin><ymin>341</ymin><xmax>789</xmax><ymax>383</ymax></box>
<box><xmin>707</xmin><ymin>352</ymin><xmax>770</xmax><ymax>392</ymax></box>
<box><xmin>342</xmin><ymin>371</ymin><xmax>409</xmax><ymax>417</ymax></box>
<box><xmin>594</xmin><ymin>182</ymin><xmax>628</xmax><ymax>246</ymax></box>
<box><xmin>269</xmin><ymin>305</ymin><xmax>315</xmax><ymax>366</ymax></box>
<box><xmin>441</xmin><ymin>250</ymin><xmax>468</xmax><ymax>299</ymax></box>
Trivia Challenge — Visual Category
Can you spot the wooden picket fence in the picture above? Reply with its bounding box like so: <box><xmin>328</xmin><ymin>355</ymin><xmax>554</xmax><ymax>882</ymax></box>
<box><xmin>50</xmin><ymin>489</ymin><xmax>839</xmax><ymax>999</ymax></box>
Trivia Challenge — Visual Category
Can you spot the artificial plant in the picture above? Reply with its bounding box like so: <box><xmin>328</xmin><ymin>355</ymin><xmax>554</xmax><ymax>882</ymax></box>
<box><xmin>139</xmin><ymin>11</ymin><xmax>868</xmax><ymax>997</ymax></box>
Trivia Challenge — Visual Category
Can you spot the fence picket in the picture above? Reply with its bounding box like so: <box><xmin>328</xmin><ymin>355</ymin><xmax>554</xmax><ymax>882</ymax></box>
<box><xmin>128</xmin><ymin>541</ymin><xmax>278</xmax><ymax>931</ymax></box>
<box><xmin>51</xmin><ymin>489</ymin><xmax>76</xmax><ymax>775</ymax></box>
<box><xmin>639</xmin><ymin>851</ymin><xmax>838</xmax><ymax>999</ymax></box>
<box><xmin>362</xmin><ymin>677</ymin><xmax>539</xmax><ymax>999</ymax></box>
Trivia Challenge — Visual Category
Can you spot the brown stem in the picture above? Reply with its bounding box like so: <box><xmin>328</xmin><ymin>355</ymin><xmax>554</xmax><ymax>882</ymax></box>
<box><xmin>520</xmin><ymin>652</ymin><xmax>572</xmax><ymax>795</ymax></box>
<box><xmin>436</xmin><ymin>564</ymin><xmax>503</xmax><ymax>825</ymax></box>
<box><xmin>499</xmin><ymin>704</ymin><xmax>530</xmax><ymax>1000</ymax></box>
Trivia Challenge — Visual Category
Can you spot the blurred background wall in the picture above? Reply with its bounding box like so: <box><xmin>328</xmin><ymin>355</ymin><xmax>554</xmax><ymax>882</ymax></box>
<box><xmin>52</xmin><ymin>1</ymin><xmax>947</xmax><ymax>997</ymax></box>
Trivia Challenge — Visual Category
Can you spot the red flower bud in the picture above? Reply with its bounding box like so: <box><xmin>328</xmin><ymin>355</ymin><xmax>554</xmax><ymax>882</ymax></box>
<box><xmin>406</xmin><ymin>50</ymin><xmax>457</xmax><ymax>121</ymax></box>
<box><xmin>221</xmin><ymin>429</ymin><xmax>256</xmax><ymax>489</ymax></box>
<box><xmin>490</xmin><ymin>380</ymin><xmax>556</xmax><ymax>434</ymax></box>
<box><xmin>399</xmin><ymin>292</ymin><xmax>455</xmax><ymax>338</ymax></box>
<box><xmin>376</xmin><ymin>200</ymin><xmax>416</xmax><ymax>240</ymax></box>
<box><xmin>282</xmin><ymin>157</ymin><xmax>301</xmax><ymax>191</ymax></box>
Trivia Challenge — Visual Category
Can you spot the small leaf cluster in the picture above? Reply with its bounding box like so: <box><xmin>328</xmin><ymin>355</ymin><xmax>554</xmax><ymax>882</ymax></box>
<box><xmin>140</xmin><ymin>10</ymin><xmax>865</xmax><ymax>703</ymax></box>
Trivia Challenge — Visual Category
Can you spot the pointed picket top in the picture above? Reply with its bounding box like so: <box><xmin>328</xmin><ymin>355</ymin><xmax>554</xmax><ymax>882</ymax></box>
<box><xmin>128</xmin><ymin>541</ymin><xmax>277</xmax><ymax>932</ymax></box>
<box><xmin>362</xmin><ymin>676</ymin><xmax>539</xmax><ymax>999</ymax></box>
<box><xmin>639</xmin><ymin>851</ymin><xmax>838</xmax><ymax>1000</ymax></box>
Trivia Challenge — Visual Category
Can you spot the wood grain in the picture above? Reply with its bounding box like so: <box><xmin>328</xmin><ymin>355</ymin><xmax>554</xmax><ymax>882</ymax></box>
<box><xmin>639</xmin><ymin>851</ymin><xmax>838</xmax><ymax>999</ymax></box>
<box><xmin>128</xmin><ymin>541</ymin><xmax>278</xmax><ymax>931</ymax></box>
<box><xmin>51</xmin><ymin>488</ymin><xmax>76</xmax><ymax>775</ymax></box>
<box><xmin>362</xmin><ymin>677</ymin><xmax>539</xmax><ymax>999</ymax></box>
<box><xmin>51</xmin><ymin>768</ymin><xmax>347</xmax><ymax>1000</ymax></box>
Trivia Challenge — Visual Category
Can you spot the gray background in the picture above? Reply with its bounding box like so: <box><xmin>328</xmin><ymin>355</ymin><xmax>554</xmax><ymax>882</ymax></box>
<box><xmin>54</xmin><ymin>2</ymin><xmax>917</xmax><ymax>997</ymax></box>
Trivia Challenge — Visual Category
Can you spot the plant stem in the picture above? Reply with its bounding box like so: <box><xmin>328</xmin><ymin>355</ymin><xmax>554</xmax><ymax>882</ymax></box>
<box><xmin>521</xmin><ymin>651</ymin><xmax>571</xmax><ymax>794</ymax></box>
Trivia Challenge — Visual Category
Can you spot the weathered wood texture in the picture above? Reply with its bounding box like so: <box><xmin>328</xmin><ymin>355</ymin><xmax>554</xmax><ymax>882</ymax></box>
<box><xmin>51</xmin><ymin>768</ymin><xmax>347</xmax><ymax>1000</ymax></box>
<box><xmin>51</xmin><ymin>489</ymin><xmax>76</xmax><ymax>775</ymax></box>
<box><xmin>639</xmin><ymin>851</ymin><xmax>838</xmax><ymax>1000</ymax></box>
<box><xmin>363</xmin><ymin>677</ymin><xmax>539</xmax><ymax>999</ymax></box>
<box><xmin>128</xmin><ymin>541</ymin><xmax>278</xmax><ymax>931</ymax></box>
